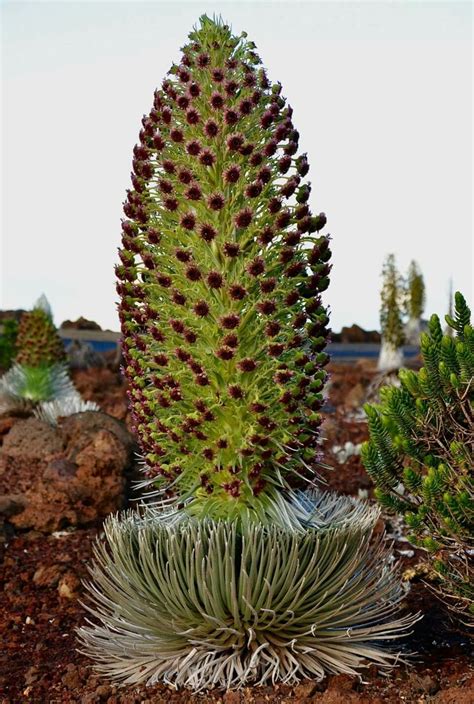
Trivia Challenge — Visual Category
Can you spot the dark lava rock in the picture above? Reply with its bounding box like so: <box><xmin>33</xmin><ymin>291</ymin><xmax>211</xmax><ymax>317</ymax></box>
<box><xmin>60</xmin><ymin>316</ymin><xmax>102</xmax><ymax>331</ymax></box>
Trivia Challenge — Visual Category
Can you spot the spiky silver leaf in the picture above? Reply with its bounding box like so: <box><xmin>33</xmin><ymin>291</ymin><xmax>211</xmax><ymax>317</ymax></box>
<box><xmin>0</xmin><ymin>363</ymin><xmax>76</xmax><ymax>404</ymax></box>
<box><xmin>34</xmin><ymin>394</ymin><xmax>100</xmax><ymax>425</ymax></box>
<box><xmin>78</xmin><ymin>492</ymin><xmax>418</xmax><ymax>691</ymax></box>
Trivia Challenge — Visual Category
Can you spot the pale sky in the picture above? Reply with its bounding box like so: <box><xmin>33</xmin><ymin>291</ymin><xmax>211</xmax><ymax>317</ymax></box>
<box><xmin>1</xmin><ymin>0</ymin><xmax>472</xmax><ymax>331</ymax></box>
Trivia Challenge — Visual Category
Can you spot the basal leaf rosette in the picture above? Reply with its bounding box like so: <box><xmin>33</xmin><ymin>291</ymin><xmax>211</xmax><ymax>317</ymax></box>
<box><xmin>78</xmin><ymin>491</ymin><xmax>417</xmax><ymax>690</ymax></box>
<box><xmin>116</xmin><ymin>16</ymin><xmax>331</xmax><ymax>520</ymax></box>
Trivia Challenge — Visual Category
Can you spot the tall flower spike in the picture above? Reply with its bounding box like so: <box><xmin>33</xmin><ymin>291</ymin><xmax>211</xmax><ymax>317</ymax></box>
<box><xmin>113</xmin><ymin>15</ymin><xmax>333</xmax><ymax>521</ymax></box>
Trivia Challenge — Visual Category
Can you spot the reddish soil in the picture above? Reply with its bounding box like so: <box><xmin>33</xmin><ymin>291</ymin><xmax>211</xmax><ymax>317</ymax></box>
<box><xmin>0</xmin><ymin>362</ymin><xmax>472</xmax><ymax>703</ymax></box>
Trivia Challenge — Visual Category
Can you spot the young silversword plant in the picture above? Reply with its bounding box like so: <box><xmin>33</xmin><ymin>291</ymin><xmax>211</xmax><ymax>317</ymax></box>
<box><xmin>79</xmin><ymin>16</ymin><xmax>417</xmax><ymax>689</ymax></box>
<box><xmin>405</xmin><ymin>260</ymin><xmax>425</xmax><ymax>345</ymax></box>
<box><xmin>0</xmin><ymin>296</ymin><xmax>99</xmax><ymax>421</ymax></box>
<box><xmin>362</xmin><ymin>292</ymin><xmax>473</xmax><ymax>624</ymax></box>
<box><xmin>378</xmin><ymin>253</ymin><xmax>406</xmax><ymax>372</ymax></box>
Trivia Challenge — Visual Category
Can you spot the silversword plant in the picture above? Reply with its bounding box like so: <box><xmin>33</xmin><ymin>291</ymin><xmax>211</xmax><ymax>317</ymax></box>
<box><xmin>80</xmin><ymin>16</ymin><xmax>417</xmax><ymax>690</ymax></box>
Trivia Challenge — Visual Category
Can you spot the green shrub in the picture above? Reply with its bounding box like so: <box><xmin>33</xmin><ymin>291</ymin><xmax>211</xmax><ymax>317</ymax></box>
<box><xmin>362</xmin><ymin>291</ymin><xmax>474</xmax><ymax>623</ymax></box>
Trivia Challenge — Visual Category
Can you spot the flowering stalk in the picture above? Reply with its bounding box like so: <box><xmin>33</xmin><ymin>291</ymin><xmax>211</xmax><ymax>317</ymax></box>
<box><xmin>117</xmin><ymin>16</ymin><xmax>331</xmax><ymax>520</ymax></box>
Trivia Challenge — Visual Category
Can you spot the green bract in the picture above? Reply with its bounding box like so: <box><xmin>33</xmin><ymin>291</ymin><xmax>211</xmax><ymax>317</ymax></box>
<box><xmin>362</xmin><ymin>292</ymin><xmax>474</xmax><ymax>623</ymax></box>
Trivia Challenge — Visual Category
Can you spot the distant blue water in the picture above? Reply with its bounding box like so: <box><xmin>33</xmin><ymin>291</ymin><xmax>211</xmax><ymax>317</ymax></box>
<box><xmin>61</xmin><ymin>337</ymin><xmax>419</xmax><ymax>359</ymax></box>
<box><xmin>62</xmin><ymin>338</ymin><xmax>118</xmax><ymax>353</ymax></box>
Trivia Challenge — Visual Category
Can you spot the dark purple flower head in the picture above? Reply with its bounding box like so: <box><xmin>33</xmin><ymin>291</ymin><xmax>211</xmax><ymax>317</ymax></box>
<box><xmin>264</xmin><ymin>140</ymin><xmax>278</xmax><ymax>157</ymax></box>
<box><xmin>247</xmin><ymin>257</ymin><xmax>265</xmax><ymax>277</ymax></box>
<box><xmin>186</xmin><ymin>108</ymin><xmax>200</xmax><ymax>125</ymax></box>
<box><xmin>217</xmin><ymin>345</ymin><xmax>235</xmax><ymax>360</ymax></box>
<box><xmin>178</xmin><ymin>168</ymin><xmax>193</xmax><ymax>184</ymax></box>
<box><xmin>224</xmin><ymin>80</ymin><xmax>238</xmax><ymax>96</ymax></box>
<box><xmin>212</xmin><ymin>67</ymin><xmax>225</xmax><ymax>82</ymax></box>
<box><xmin>162</xmin><ymin>159</ymin><xmax>176</xmax><ymax>174</ymax></box>
<box><xmin>296</xmin><ymin>153</ymin><xmax>309</xmax><ymax>176</ymax></box>
<box><xmin>257</xmin><ymin>299</ymin><xmax>276</xmax><ymax>315</ymax></box>
<box><xmin>157</xmin><ymin>273</ymin><xmax>172</xmax><ymax>287</ymax></box>
<box><xmin>278</xmin><ymin>155</ymin><xmax>292</xmax><ymax>174</ymax></box>
<box><xmin>200</xmin><ymin>223</ymin><xmax>217</xmax><ymax>242</ymax></box>
<box><xmin>245</xmin><ymin>181</ymin><xmax>263</xmax><ymax>198</ymax></box>
<box><xmin>207</xmin><ymin>271</ymin><xmax>223</xmax><ymax>288</ymax></box>
<box><xmin>147</xmin><ymin>227</ymin><xmax>161</xmax><ymax>244</ymax></box>
<box><xmin>285</xmin><ymin>261</ymin><xmax>305</xmax><ymax>278</ymax></box>
<box><xmin>235</xmin><ymin>208</ymin><xmax>253</xmax><ymax>229</ymax></box>
<box><xmin>159</xmin><ymin>179</ymin><xmax>173</xmax><ymax>194</ymax></box>
<box><xmin>222</xmin><ymin>333</ymin><xmax>238</xmax><ymax>348</ymax></box>
<box><xmin>260</xmin><ymin>277</ymin><xmax>277</xmax><ymax>293</ymax></box>
<box><xmin>219</xmin><ymin>313</ymin><xmax>240</xmax><ymax>329</ymax></box>
<box><xmin>258</xmin><ymin>166</ymin><xmax>272</xmax><ymax>184</ymax></box>
<box><xmin>265</xmin><ymin>321</ymin><xmax>281</xmax><ymax>338</ymax></box>
<box><xmin>186</xmin><ymin>140</ymin><xmax>201</xmax><ymax>155</ymax></box>
<box><xmin>180</xmin><ymin>212</ymin><xmax>196</xmax><ymax>230</ymax></box>
<box><xmin>175</xmin><ymin>248</ymin><xmax>192</xmax><ymax>262</ymax></box>
<box><xmin>177</xmin><ymin>95</ymin><xmax>190</xmax><ymax>109</ymax></box>
<box><xmin>172</xmin><ymin>289</ymin><xmax>186</xmax><ymax>305</ymax></box>
<box><xmin>285</xmin><ymin>290</ymin><xmax>300</xmax><ymax>306</ymax></box>
<box><xmin>224</xmin><ymin>165</ymin><xmax>241</xmax><ymax>184</ymax></box>
<box><xmin>210</xmin><ymin>91</ymin><xmax>224</xmax><ymax>109</ymax></box>
<box><xmin>228</xmin><ymin>284</ymin><xmax>247</xmax><ymax>301</ymax></box>
<box><xmin>224</xmin><ymin>109</ymin><xmax>239</xmax><ymax>125</ymax></box>
<box><xmin>184</xmin><ymin>329</ymin><xmax>197</xmax><ymax>344</ymax></box>
<box><xmin>153</xmin><ymin>133</ymin><xmax>165</xmax><ymax>150</ymax></box>
<box><xmin>240</xmin><ymin>142</ymin><xmax>254</xmax><ymax>156</ymax></box>
<box><xmin>188</xmin><ymin>81</ymin><xmax>201</xmax><ymax>97</ymax></box>
<box><xmin>199</xmin><ymin>149</ymin><xmax>216</xmax><ymax>166</ymax></box>
<box><xmin>170</xmin><ymin>318</ymin><xmax>185</xmax><ymax>334</ymax></box>
<box><xmin>164</xmin><ymin>197</ymin><xmax>178</xmax><ymax>211</ymax></box>
<box><xmin>250</xmin><ymin>151</ymin><xmax>263</xmax><ymax>167</ymax></box>
<box><xmin>170</xmin><ymin>128</ymin><xmax>184</xmax><ymax>143</ymax></box>
<box><xmin>279</xmin><ymin>247</ymin><xmax>295</xmax><ymax>264</ymax></box>
<box><xmin>260</xmin><ymin>111</ymin><xmax>274</xmax><ymax>128</ymax></box>
<box><xmin>175</xmin><ymin>347</ymin><xmax>191</xmax><ymax>362</ymax></box>
<box><xmin>239</xmin><ymin>99</ymin><xmax>253</xmax><ymax>115</ymax></box>
<box><xmin>228</xmin><ymin>384</ymin><xmax>244</xmax><ymax>400</ymax></box>
<box><xmin>237</xmin><ymin>358</ymin><xmax>257</xmax><ymax>372</ymax></box>
<box><xmin>178</xmin><ymin>67</ymin><xmax>190</xmax><ymax>83</ymax></box>
<box><xmin>186</xmin><ymin>264</ymin><xmax>201</xmax><ymax>281</ymax></box>
<box><xmin>197</xmin><ymin>52</ymin><xmax>210</xmax><ymax>67</ymax></box>
<box><xmin>207</xmin><ymin>192</ymin><xmax>225</xmax><ymax>210</ymax></box>
<box><xmin>268</xmin><ymin>342</ymin><xmax>285</xmax><ymax>356</ymax></box>
<box><xmin>194</xmin><ymin>300</ymin><xmax>210</xmax><ymax>317</ymax></box>
<box><xmin>204</xmin><ymin>119</ymin><xmax>219</xmax><ymax>137</ymax></box>
<box><xmin>226</xmin><ymin>133</ymin><xmax>244</xmax><ymax>151</ymax></box>
<box><xmin>186</xmin><ymin>184</ymin><xmax>202</xmax><ymax>201</ymax></box>
<box><xmin>223</xmin><ymin>242</ymin><xmax>240</xmax><ymax>257</ymax></box>
<box><xmin>161</xmin><ymin>107</ymin><xmax>172</xmax><ymax>124</ymax></box>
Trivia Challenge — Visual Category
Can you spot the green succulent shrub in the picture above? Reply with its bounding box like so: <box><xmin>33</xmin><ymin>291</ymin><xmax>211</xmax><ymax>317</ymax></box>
<box><xmin>80</xmin><ymin>16</ymin><xmax>417</xmax><ymax>690</ymax></box>
<box><xmin>0</xmin><ymin>318</ymin><xmax>19</xmax><ymax>371</ymax></box>
<box><xmin>362</xmin><ymin>292</ymin><xmax>474</xmax><ymax>624</ymax></box>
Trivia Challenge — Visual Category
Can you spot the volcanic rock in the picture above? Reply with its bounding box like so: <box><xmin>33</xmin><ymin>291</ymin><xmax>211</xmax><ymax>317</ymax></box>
<box><xmin>0</xmin><ymin>412</ymin><xmax>134</xmax><ymax>532</ymax></box>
